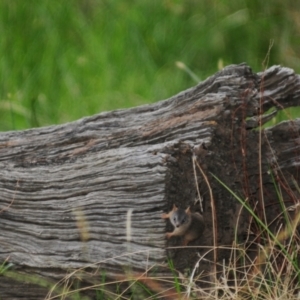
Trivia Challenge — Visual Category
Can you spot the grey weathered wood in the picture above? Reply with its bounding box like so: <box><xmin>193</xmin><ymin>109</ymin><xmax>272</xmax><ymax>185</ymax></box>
<box><xmin>1</xmin><ymin>63</ymin><xmax>300</xmax><ymax>298</ymax></box>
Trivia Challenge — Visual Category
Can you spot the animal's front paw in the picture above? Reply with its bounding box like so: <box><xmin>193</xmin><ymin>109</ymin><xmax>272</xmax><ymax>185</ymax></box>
<box><xmin>161</xmin><ymin>213</ymin><xmax>168</xmax><ymax>219</ymax></box>
<box><xmin>166</xmin><ymin>232</ymin><xmax>173</xmax><ymax>239</ymax></box>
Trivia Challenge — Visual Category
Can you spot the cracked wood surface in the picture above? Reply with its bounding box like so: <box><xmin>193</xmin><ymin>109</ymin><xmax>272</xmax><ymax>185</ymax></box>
<box><xmin>0</xmin><ymin>63</ymin><xmax>300</xmax><ymax>298</ymax></box>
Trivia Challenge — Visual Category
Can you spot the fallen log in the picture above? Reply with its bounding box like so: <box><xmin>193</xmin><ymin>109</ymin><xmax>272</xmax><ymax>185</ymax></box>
<box><xmin>0</xmin><ymin>63</ymin><xmax>300</xmax><ymax>298</ymax></box>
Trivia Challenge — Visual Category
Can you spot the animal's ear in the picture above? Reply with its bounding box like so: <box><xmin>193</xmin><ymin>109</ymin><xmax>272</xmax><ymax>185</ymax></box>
<box><xmin>172</xmin><ymin>204</ymin><xmax>178</xmax><ymax>211</ymax></box>
<box><xmin>185</xmin><ymin>206</ymin><xmax>191</xmax><ymax>214</ymax></box>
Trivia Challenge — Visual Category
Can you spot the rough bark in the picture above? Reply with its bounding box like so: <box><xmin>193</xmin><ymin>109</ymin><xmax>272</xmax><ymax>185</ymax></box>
<box><xmin>0</xmin><ymin>63</ymin><xmax>300</xmax><ymax>298</ymax></box>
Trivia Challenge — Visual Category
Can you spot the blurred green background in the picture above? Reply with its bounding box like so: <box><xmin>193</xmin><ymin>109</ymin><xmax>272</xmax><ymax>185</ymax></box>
<box><xmin>1</xmin><ymin>0</ymin><xmax>299</xmax><ymax>131</ymax></box>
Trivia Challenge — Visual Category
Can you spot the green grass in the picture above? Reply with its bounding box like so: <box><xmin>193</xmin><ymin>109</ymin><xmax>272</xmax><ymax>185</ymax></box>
<box><xmin>1</xmin><ymin>2</ymin><xmax>300</xmax><ymax>297</ymax></box>
<box><xmin>0</xmin><ymin>0</ymin><xmax>300</xmax><ymax>130</ymax></box>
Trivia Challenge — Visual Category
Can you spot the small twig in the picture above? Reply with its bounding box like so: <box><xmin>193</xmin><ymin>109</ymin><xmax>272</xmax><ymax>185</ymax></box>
<box><xmin>192</xmin><ymin>152</ymin><xmax>203</xmax><ymax>213</ymax></box>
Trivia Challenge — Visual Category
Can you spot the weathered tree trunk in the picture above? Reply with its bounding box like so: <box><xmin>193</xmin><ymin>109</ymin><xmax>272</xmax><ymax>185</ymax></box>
<box><xmin>0</xmin><ymin>64</ymin><xmax>300</xmax><ymax>299</ymax></box>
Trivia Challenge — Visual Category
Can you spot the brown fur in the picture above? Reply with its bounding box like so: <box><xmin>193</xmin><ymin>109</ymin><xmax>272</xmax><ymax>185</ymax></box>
<box><xmin>161</xmin><ymin>204</ymin><xmax>204</xmax><ymax>245</ymax></box>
